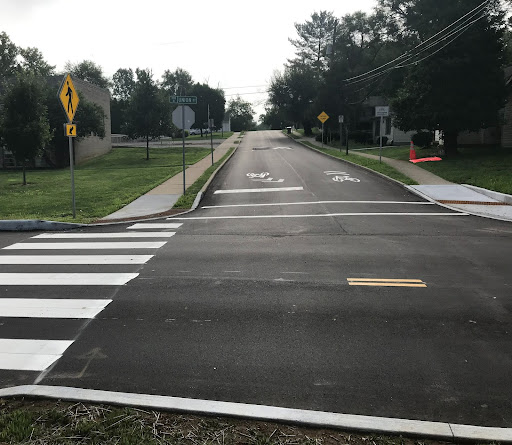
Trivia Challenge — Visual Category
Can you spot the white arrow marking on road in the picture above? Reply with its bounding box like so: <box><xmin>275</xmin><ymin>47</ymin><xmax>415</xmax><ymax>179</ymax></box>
<box><xmin>0</xmin><ymin>273</ymin><xmax>139</xmax><ymax>285</ymax></box>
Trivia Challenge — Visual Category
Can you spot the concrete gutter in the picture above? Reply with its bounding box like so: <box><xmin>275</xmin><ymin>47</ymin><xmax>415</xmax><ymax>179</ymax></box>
<box><xmin>0</xmin><ymin>385</ymin><xmax>511</xmax><ymax>443</ymax></box>
<box><xmin>0</xmin><ymin>219</ymin><xmax>84</xmax><ymax>232</ymax></box>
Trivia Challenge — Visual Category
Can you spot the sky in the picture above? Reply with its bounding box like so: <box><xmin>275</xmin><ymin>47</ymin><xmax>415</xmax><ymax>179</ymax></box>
<box><xmin>1</xmin><ymin>0</ymin><xmax>377</xmax><ymax>120</ymax></box>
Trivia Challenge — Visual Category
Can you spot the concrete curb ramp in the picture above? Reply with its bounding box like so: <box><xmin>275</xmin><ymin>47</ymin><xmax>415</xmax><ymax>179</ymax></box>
<box><xmin>1</xmin><ymin>385</ymin><xmax>511</xmax><ymax>442</ymax></box>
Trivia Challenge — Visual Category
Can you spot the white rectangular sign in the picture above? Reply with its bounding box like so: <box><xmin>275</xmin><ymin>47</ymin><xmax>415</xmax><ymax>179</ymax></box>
<box><xmin>375</xmin><ymin>106</ymin><xmax>389</xmax><ymax>117</ymax></box>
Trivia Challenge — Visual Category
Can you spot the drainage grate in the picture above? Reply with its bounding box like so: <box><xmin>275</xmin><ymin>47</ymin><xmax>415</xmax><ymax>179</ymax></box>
<box><xmin>438</xmin><ymin>200</ymin><xmax>510</xmax><ymax>206</ymax></box>
<box><xmin>252</xmin><ymin>147</ymin><xmax>270</xmax><ymax>151</ymax></box>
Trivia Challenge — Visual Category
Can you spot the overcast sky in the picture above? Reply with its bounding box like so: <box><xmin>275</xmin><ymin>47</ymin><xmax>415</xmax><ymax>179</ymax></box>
<box><xmin>1</xmin><ymin>0</ymin><xmax>377</xmax><ymax>119</ymax></box>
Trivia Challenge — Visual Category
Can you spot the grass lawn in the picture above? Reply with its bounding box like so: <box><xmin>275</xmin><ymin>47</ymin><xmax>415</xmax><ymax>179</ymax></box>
<box><xmin>372</xmin><ymin>145</ymin><xmax>512</xmax><ymax>195</ymax></box>
<box><xmin>301</xmin><ymin>141</ymin><xmax>417</xmax><ymax>185</ymax></box>
<box><xmin>0</xmin><ymin>146</ymin><xmax>210</xmax><ymax>223</ymax></box>
<box><xmin>0</xmin><ymin>398</ymin><xmax>454</xmax><ymax>445</ymax></box>
<box><xmin>173</xmin><ymin>147</ymin><xmax>235</xmax><ymax>208</ymax></box>
<box><xmin>186</xmin><ymin>131</ymin><xmax>234</xmax><ymax>141</ymax></box>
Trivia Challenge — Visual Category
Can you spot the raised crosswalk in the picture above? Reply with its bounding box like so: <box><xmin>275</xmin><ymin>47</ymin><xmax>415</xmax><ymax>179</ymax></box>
<box><xmin>0</xmin><ymin>222</ymin><xmax>183</xmax><ymax>374</ymax></box>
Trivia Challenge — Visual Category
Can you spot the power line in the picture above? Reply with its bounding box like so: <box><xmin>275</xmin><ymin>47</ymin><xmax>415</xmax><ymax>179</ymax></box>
<box><xmin>342</xmin><ymin>0</ymin><xmax>491</xmax><ymax>85</ymax></box>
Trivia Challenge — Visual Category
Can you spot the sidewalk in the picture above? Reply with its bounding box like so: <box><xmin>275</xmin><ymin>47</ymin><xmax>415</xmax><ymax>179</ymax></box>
<box><xmin>292</xmin><ymin>132</ymin><xmax>512</xmax><ymax>222</ymax></box>
<box><xmin>97</xmin><ymin>133</ymin><xmax>240</xmax><ymax>222</ymax></box>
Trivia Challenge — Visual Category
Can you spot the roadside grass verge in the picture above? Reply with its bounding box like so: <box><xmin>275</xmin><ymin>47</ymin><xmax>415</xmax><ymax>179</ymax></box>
<box><xmin>186</xmin><ymin>131</ymin><xmax>234</xmax><ymax>141</ymax></box>
<box><xmin>301</xmin><ymin>141</ymin><xmax>418</xmax><ymax>185</ymax></box>
<box><xmin>0</xmin><ymin>399</ymin><xmax>455</xmax><ymax>445</ymax></box>
<box><xmin>0</xmin><ymin>146</ymin><xmax>210</xmax><ymax>223</ymax></box>
<box><xmin>173</xmin><ymin>147</ymin><xmax>235</xmax><ymax>209</ymax></box>
<box><xmin>366</xmin><ymin>144</ymin><xmax>512</xmax><ymax>194</ymax></box>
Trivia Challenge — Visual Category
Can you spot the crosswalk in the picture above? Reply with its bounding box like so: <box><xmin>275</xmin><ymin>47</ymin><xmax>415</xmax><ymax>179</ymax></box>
<box><xmin>0</xmin><ymin>222</ymin><xmax>183</xmax><ymax>373</ymax></box>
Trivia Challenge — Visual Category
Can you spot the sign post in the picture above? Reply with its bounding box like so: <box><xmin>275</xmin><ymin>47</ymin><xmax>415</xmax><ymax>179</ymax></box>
<box><xmin>375</xmin><ymin>106</ymin><xmax>389</xmax><ymax>164</ymax></box>
<box><xmin>317</xmin><ymin>112</ymin><xmax>329</xmax><ymax>148</ymax></box>
<box><xmin>58</xmin><ymin>74</ymin><xmax>80</xmax><ymax>218</ymax></box>
<box><xmin>208</xmin><ymin>105</ymin><xmax>214</xmax><ymax>165</ymax></box>
<box><xmin>338</xmin><ymin>115</ymin><xmax>344</xmax><ymax>152</ymax></box>
<box><xmin>171</xmin><ymin>96</ymin><xmax>198</xmax><ymax>195</ymax></box>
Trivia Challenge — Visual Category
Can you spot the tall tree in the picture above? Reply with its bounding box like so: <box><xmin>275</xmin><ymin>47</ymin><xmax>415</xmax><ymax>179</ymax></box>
<box><xmin>227</xmin><ymin>97</ymin><xmax>255</xmax><ymax>131</ymax></box>
<box><xmin>380</xmin><ymin>0</ymin><xmax>508</xmax><ymax>154</ymax></box>
<box><xmin>126</xmin><ymin>69</ymin><xmax>171</xmax><ymax>160</ymax></box>
<box><xmin>189</xmin><ymin>83</ymin><xmax>225</xmax><ymax>136</ymax></box>
<box><xmin>0</xmin><ymin>31</ymin><xmax>19</xmax><ymax>85</ymax></box>
<box><xmin>1</xmin><ymin>73</ymin><xmax>51</xmax><ymax>184</ymax></box>
<box><xmin>65</xmin><ymin>60</ymin><xmax>110</xmax><ymax>89</ymax></box>
<box><xmin>18</xmin><ymin>47</ymin><xmax>55</xmax><ymax>76</ymax></box>
<box><xmin>111</xmin><ymin>68</ymin><xmax>136</xmax><ymax>134</ymax></box>
<box><xmin>161</xmin><ymin>68</ymin><xmax>193</xmax><ymax>94</ymax></box>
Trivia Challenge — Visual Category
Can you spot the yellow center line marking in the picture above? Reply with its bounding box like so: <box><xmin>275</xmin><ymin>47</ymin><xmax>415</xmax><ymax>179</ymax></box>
<box><xmin>347</xmin><ymin>278</ymin><xmax>424</xmax><ymax>283</ymax></box>
<box><xmin>348</xmin><ymin>282</ymin><xmax>427</xmax><ymax>287</ymax></box>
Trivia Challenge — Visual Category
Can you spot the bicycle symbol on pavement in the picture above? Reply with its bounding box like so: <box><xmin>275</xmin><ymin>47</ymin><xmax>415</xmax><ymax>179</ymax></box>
<box><xmin>247</xmin><ymin>172</ymin><xmax>270</xmax><ymax>179</ymax></box>
<box><xmin>324</xmin><ymin>171</ymin><xmax>360</xmax><ymax>183</ymax></box>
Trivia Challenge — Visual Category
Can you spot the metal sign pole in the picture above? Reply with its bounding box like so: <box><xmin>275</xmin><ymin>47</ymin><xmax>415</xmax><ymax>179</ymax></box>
<box><xmin>322</xmin><ymin>122</ymin><xmax>324</xmax><ymax>148</ymax></box>
<box><xmin>182</xmin><ymin>104</ymin><xmax>186</xmax><ymax>195</ymax></box>
<box><xmin>379</xmin><ymin>115</ymin><xmax>383</xmax><ymax>164</ymax></box>
<box><xmin>68</xmin><ymin>136</ymin><xmax>76</xmax><ymax>218</ymax></box>
<box><xmin>209</xmin><ymin>104</ymin><xmax>213</xmax><ymax>165</ymax></box>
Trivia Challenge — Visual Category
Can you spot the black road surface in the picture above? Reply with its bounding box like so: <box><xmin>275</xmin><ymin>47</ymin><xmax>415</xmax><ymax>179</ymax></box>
<box><xmin>2</xmin><ymin>131</ymin><xmax>512</xmax><ymax>427</ymax></box>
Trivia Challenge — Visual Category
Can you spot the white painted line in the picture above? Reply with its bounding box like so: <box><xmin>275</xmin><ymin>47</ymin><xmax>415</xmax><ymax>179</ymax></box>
<box><xmin>0</xmin><ymin>298</ymin><xmax>111</xmax><ymax>318</ymax></box>
<box><xmin>168</xmin><ymin>213</ymin><xmax>468</xmax><ymax>221</ymax></box>
<box><xmin>127</xmin><ymin>223</ymin><xmax>183</xmax><ymax>229</ymax></box>
<box><xmin>0</xmin><ymin>273</ymin><xmax>139</xmax><ymax>285</ymax></box>
<box><xmin>33</xmin><ymin>232</ymin><xmax>176</xmax><ymax>239</ymax></box>
<box><xmin>0</xmin><ymin>340</ymin><xmax>73</xmax><ymax>371</ymax></box>
<box><xmin>202</xmin><ymin>201</ymin><xmax>434</xmax><ymax>209</ymax></box>
<box><xmin>0</xmin><ymin>255</ymin><xmax>153</xmax><ymax>265</ymax></box>
<box><xmin>1</xmin><ymin>385</ymin><xmax>511</xmax><ymax>442</ymax></box>
<box><xmin>213</xmin><ymin>187</ymin><xmax>304</xmax><ymax>194</ymax></box>
<box><xmin>3</xmin><ymin>242</ymin><xmax>167</xmax><ymax>250</ymax></box>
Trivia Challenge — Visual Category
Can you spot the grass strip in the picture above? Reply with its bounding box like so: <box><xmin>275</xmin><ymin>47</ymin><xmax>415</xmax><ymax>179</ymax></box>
<box><xmin>173</xmin><ymin>147</ymin><xmax>235</xmax><ymax>209</ymax></box>
<box><xmin>301</xmin><ymin>141</ymin><xmax>418</xmax><ymax>185</ymax></box>
<box><xmin>0</xmin><ymin>399</ymin><xmax>456</xmax><ymax>445</ymax></box>
<box><xmin>0</xmin><ymin>146</ymin><xmax>211</xmax><ymax>223</ymax></box>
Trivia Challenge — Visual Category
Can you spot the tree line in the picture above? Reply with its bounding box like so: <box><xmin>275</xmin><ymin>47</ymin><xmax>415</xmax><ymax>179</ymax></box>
<box><xmin>0</xmin><ymin>31</ymin><xmax>256</xmax><ymax>183</ymax></box>
<box><xmin>262</xmin><ymin>0</ymin><xmax>512</xmax><ymax>154</ymax></box>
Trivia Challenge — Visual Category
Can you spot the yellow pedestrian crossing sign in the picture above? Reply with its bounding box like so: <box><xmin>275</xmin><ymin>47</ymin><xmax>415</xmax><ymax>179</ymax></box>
<box><xmin>58</xmin><ymin>74</ymin><xmax>79</xmax><ymax>123</ymax></box>
<box><xmin>317</xmin><ymin>111</ymin><xmax>329</xmax><ymax>123</ymax></box>
<box><xmin>65</xmin><ymin>123</ymin><xmax>77</xmax><ymax>137</ymax></box>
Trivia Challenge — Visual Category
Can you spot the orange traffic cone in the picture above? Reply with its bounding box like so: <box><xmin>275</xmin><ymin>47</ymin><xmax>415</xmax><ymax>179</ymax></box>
<box><xmin>409</xmin><ymin>141</ymin><xmax>417</xmax><ymax>160</ymax></box>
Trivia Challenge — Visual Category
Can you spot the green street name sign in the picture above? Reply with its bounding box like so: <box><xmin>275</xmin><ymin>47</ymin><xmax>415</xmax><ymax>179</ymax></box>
<box><xmin>170</xmin><ymin>96</ymin><xmax>198</xmax><ymax>104</ymax></box>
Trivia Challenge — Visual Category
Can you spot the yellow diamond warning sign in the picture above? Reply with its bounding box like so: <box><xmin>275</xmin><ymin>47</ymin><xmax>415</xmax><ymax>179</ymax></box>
<box><xmin>58</xmin><ymin>74</ymin><xmax>79</xmax><ymax>123</ymax></box>
<box><xmin>317</xmin><ymin>111</ymin><xmax>329</xmax><ymax>123</ymax></box>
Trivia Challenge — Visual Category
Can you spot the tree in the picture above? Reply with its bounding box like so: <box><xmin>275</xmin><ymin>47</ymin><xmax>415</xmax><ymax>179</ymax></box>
<box><xmin>0</xmin><ymin>31</ymin><xmax>18</xmax><ymax>81</ymax></box>
<box><xmin>1</xmin><ymin>73</ymin><xmax>51</xmax><ymax>184</ymax></box>
<box><xmin>380</xmin><ymin>0</ymin><xmax>508</xmax><ymax>154</ymax></box>
<box><xmin>65</xmin><ymin>60</ymin><xmax>110</xmax><ymax>89</ymax></box>
<box><xmin>111</xmin><ymin>68</ymin><xmax>136</xmax><ymax>134</ymax></box>
<box><xmin>189</xmin><ymin>83</ymin><xmax>225</xmax><ymax>136</ymax></box>
<box><xmin>18</xmin><ymin>47</ymin><xmax>55</xmax><ymax>76</ymax></box>
<box><xmin>227</xmin><ymin>97</ymin><xmax>255</xmax><ymax>131</ymax></box>
<box><xmin>161</xmin><ymin>68</ymin><xmax>193</xmax><ymax>94</ymax></box>
<box><xmin>126</xmin><ymin>69</ymin><xmax>171</xmax><ymax>160</ymax></box>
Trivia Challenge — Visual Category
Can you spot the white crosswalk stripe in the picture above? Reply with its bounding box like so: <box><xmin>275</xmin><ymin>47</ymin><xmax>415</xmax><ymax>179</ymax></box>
<box><xmin>0</xmin><ymin>223</ymin><xmax>184</xmax><ymax>372</ymax></box>
<box><xmin>4</xmin><ymin>242</ymin><xmax>167</xmax><ymax>250</ymax></box>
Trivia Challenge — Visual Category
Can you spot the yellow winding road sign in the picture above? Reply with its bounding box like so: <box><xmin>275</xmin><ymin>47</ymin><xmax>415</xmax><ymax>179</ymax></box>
<box><xmin>58</xmin><ymin>74</ymin><xmax>79</xmax><ymax>123</ymax></box>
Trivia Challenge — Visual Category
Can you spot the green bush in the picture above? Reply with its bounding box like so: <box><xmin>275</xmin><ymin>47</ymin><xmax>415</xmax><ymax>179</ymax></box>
<box><xmin>412</xmin><ymin>131</ymin><xmax>433</xmax><ymax>147</ymax></box>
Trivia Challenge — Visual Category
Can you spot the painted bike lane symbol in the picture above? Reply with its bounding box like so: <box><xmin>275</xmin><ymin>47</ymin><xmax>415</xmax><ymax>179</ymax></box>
<box><xmin>324</xmin><ymin>171</ymin><xmax>360</xmax><ymax>183</ymax></box>
<box><xmin>247</xmin><ymin>172</ymin><xmax>270</xmax><ymax>179</ymax></box>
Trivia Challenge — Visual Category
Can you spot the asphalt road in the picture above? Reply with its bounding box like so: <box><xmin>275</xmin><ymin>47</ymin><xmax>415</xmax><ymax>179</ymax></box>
<box><xmin>1</xmin><ymin>130</ymin><xmax>512</xmax><ymax>427</ymax></box>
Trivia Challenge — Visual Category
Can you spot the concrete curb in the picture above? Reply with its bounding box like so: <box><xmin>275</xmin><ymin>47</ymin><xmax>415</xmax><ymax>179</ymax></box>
<box><xmin>287</xmin><ymin>134</ymin><xmax>512</xmax><ymax>222</ymax></box>
<box><xmin>463</xmin><ymin>184</ymin><xmax>512</xmax><ymax>205</ymax></box>
<box><xmin>0</xmin><ymin>219</ymin><xmax>84</xmax><ymax>232</ymax></box>
<box><xmin>0</xmin><ymin>137</ymin><xmax>241</xmax><ymax>231</ymax></box>
<box><xmin>1</xmin><ymin>385</ymin><xmax>511</xmax><ymax>442</ymax></box>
